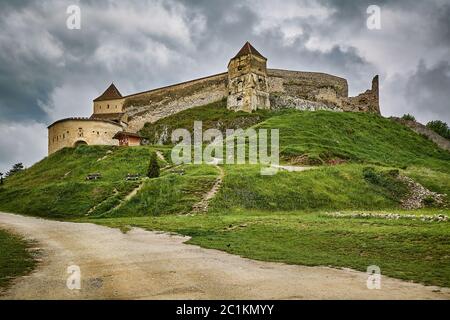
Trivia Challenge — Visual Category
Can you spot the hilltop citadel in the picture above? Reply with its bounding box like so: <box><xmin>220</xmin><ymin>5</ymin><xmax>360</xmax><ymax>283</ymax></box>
<box><xmin>48</xmin><ymin>42</ymin><xmax>379</xmax><ymax>154</ymax></box>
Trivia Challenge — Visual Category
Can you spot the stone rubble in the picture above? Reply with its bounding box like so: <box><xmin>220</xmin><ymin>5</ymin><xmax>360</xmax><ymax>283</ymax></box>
<box><xmin>327</xmin><ymin>212</ymin><xmax>448</xmax><ymax>222</ymax></box>
<box><xmin>398</xmin><ymin>175</ymin><xmax>447</xmax><ymax>210</ymax></box>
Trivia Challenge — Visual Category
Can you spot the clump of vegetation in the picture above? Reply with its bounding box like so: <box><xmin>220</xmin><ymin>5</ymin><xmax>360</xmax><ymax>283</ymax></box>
<box><xmin>147</xmin><ymin>152</ymin><xmax>160</xmax><ymax>178</ymax></box>
<box><xmin>401</xmin><ymin>114</ymin><xmax>416</xmax><ymax>121</ymax></box>
<box><xmin>362</xmin><ymin>167</ymin><xmax>408</xmax><ymax>201</ymax></box>
<box><xmin>0</xmin><ymin>230</ymin><xmax>36</xmax><ymax>288</ymax></box>
<box><xmin>422</xmin><ymin>195</ymin><xmax>437</xmax><ymax>207</ymax></box>
<box><xmin>426</xmin><ymin>120</ymin><xmax>450</xmax><ymax>140</ymax></box>
<box><xmin>5</xmin><ymin>163</ymin><xmax>24</xmax><ymax>178</ymax></box>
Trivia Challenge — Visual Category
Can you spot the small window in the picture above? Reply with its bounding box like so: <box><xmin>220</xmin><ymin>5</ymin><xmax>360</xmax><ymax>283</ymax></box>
<box><xmin>107</xmin><ymin>104</ymin><xmax>110</xmax><ymax>109</ymax></box>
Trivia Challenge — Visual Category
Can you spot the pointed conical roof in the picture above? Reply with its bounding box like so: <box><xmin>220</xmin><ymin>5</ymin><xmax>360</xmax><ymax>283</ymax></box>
<box><xmin>93</xmin><ymin>83</ymin><xmax>122</xmax><ymax>102</ymax></box>
<box><xmin>232</xmin><ymin>41</ymin><xmax>266</xmax><ymax>60</ymax></box>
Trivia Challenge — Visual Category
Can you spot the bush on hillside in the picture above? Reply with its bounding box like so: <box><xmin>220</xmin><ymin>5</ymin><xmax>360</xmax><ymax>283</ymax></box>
<box><xmin>363</xmin><ymin>167</ymin><xmax>408</xmax><ymax>201</ymax></box>
<box><xmin>401</xmin><ymin>114</ymin><xmax>416</xmax><ymax>121</ymax></box>
<box><xmin>6</xmin><ymin>163</ymin><xmax>24</xmax><ymax>178</ymax></box>
<box><xmin>147</xmin><ymin>152</ymin><xmax>160</xmax><ymax>178</ymax></box>
<box><xmin>426</xmin><ymin>120</ymin><xmax>450</xmax><ymax>140</ymax></box>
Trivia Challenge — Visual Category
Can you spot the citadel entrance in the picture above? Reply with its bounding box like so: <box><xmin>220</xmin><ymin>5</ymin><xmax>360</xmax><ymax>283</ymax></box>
<box><xmin>74</xmin><ymin>140</ymin><xmax>88</xmax><ymax>147</ymax></box>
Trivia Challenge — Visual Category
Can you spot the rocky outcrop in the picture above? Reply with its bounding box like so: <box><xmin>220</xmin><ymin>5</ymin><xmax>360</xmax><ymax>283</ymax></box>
<box><xmin>398</xmin><ymin>175</ymin><xmax>447</xmax><ymax>210</ymax></box>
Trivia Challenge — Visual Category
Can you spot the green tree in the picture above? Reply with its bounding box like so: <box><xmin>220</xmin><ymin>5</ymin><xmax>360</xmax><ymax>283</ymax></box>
<box><xmin>426</xmin><ymin>120</ymin><xmax>450</xmax><ymax>139</ymax></box>
<box><xmin>147</xmin><ymin>152</ymin><xmax>160</xmax><ymax>178</ymax></box>
<box><xmin>401</xmin><ymin>114</ymin><xmax>416</xmax><ymax>121</ymax></box>
<box><xmin>6</xmin><ymin>163</ymin><xmax>24</xmax><ymax>178</ymax></box>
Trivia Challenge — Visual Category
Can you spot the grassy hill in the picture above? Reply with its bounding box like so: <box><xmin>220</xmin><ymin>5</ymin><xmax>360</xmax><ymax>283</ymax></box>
<box><xmin>2</xmin><ymin>110</ymin><xmax>448</xmax><ymax>217</ymax></box>
<box><xmin>1</xmin><ymin>108</ymin><xmax>449</xmax><ymax>287</ymax></box>
<box><xmin>139</xmin><ymin>99</ymin><xmax>275</xmax><ymax>144</ymax></box>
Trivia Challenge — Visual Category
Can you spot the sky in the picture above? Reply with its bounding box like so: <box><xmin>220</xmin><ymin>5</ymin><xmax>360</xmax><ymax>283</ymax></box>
<box><xmin>0</xmin><ymin>0</ymin><xmax>449</xmax><ymax>173</ymax></box>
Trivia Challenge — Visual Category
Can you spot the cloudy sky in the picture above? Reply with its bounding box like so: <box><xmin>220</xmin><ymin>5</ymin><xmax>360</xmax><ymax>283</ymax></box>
<box><xmin>0</xmin><ymin>0</ymin><xmax>449</xmax><ymax>172</ymax></box>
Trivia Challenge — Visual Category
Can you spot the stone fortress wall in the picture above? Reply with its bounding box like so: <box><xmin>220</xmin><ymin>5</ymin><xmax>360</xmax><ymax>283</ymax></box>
<box><xmin>48</xmin><ymin>118</ymin><xmax>121</xmax><ymax>154</ymax></box>
<box><xmin>123</xmin><ymin>68</ymin><xmax>379</xmax><ymax>131</ymax></box>
<box><xmin>123</xmin><ymin>73</ymin><xmax>229</xmax><ymax>132</ymax></box>
<box><xmin>47</xmin><ymin>42</ymin><xmax>380</xmax><ymax>154</ymax></box>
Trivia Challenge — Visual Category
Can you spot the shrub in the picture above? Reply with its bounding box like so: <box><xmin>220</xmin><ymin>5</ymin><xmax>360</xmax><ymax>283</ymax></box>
<box><xmin>426</xmin><ymin>120</ymin><xmax>450</xmax><ymax>140</ymax></box>
<box><xmin>147</xmin><ymin>152</ymin><xmax>160</xmax><ymax>178</ymax></box>
<box><xmin>362</xmin><ymin>167</ymin><xmax>380</xmax><ymax>184</ymax></box>
<box><xmin>363</xmin><ymin>167</ymin><xmax>408</xmax><ymax>201</ymax></box>
<box><xmin>423</xmin><ymin>196</ymin><xmax>436</xmax><ymax>207</ymax></box>
<box><xmin>401</xmin><ymin>114</ymin><xmax>416</xmax><ymax>121</ymax></box>
<box><xmin>6</xmin><ymin>163</ymin><xmax>24</xmax><ymax>178</ymax></box>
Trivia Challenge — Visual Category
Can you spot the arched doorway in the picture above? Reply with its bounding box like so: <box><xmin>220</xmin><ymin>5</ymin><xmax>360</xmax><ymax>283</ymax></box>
<box><xmin>74</xmin><ymin>140</ymin><xmax>88</xmax><ymax>148</ymax></box>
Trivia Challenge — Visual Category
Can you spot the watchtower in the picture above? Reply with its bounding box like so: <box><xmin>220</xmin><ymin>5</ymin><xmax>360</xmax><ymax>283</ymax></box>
<box><xmin>227</xmin><ymin>42</ymin><xmax>270</xmax><ymax>112</ymax></box>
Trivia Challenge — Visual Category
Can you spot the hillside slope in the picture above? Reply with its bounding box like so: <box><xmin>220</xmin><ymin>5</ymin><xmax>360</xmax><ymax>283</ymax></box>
<box><xmin>0</xmin><ymin>110</ymin><xmax>449</xmax><ymax>218</ymax></box>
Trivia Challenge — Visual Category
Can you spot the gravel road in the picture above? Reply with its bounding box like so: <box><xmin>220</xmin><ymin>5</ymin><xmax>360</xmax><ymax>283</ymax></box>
<box><xmin>0</xmin><ymin>212</ymin><xmax>448</xmax><ymax>300</ymax></box>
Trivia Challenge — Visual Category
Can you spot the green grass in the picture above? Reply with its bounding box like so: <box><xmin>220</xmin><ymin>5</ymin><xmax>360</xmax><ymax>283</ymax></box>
<box><xmin>210</xmin><ymin>164</ymin><xmax>409</xmax><ymax>212</ymax></box>
<box><xmin>257</xmin><ymin>111</ymin><xmax>450</xmax><ymax>172</ymax></box>
<box><xmin>99</xmin><ymin>164</ymin><xmax>219</xmax><ymax>217</ymax></box>
<box><xmin>139</xmin><ymin>99</ymin><xmax>277</xmax><ymax>144</ymax></box>
<box><xmin>0</xmin><ymin>145</ymin><xmax>172</xmax><ymax>218</ymax></box>
<box><xmin>0</xmin><ymin>229</ymin><xmax>36</xmax><ymax>289</ymax></box>
<box><xmin>92</xmin><ymin>209</ymin><xmax>450</xmax><ymax>287</ymax></box>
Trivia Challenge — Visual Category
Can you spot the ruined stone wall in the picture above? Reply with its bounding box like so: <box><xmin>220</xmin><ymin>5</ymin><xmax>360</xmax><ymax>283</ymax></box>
<box><xmin>268</xmin><ymin>69</ymin><xmax>349</xmax><ymax>97</ymax></box>
<box><xmin>48</xmin><ymin>118</ymin><xmax>122</xmax><ymax>154</ymax></box>
<box><xmin>267</xmin><ymin>69</ymin><xmax>349</xmax><ymax>111</ymax></box>
<box><xmin>267</xmin><ymin>69</ymin><xmax>379</xmax><ymax>113</ymax></box>
<box><xmin>120</xmin><ymin>69</ymin><xmax>379</xmax><ymax>133</ymax></box>
<box><xmin>392</xmin><ymin>118</ymin><xmax>450</xmax><ymax>152</ymax></box>
<box><xmin>123</xmin><ymin>73</ymin><xmax>228</xmax><ymax>132</ymax></box>
<box><xmin>342</xmin><ymin>76</ymin><xmax>380</xmax><ymax>113</ymax></box>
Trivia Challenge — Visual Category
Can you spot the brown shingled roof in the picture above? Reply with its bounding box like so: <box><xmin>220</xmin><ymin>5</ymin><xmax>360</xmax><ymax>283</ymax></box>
<box><xmin>233</xmin><ymin>42</ymin><xmax>266</xmax><ymax>59</ymax></box>
<box><xmin>89</xmin><ymin>112</ymin><xmax>126</xmax><ymax>122</ymax></box>
<box><xmin>93</xmin><ymin>83</ymin><xmax>122</xmax><ymax>102</ymax></box>
<box><xmin>113</xmin><ymin>131</ymin><xmax>142</xmax><ymax>139</ymax></box>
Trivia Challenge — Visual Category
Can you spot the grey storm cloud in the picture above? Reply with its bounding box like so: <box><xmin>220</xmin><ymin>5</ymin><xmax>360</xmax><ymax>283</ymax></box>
<box><xmin>405</xmin><ymin>61</ymin><xmax>450</xmax><ymax>123</ymax></box>
<box><xmin>0</xmin><ymin>0</ymin><xmax>450</xmax><ymax>172</ymax></box>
